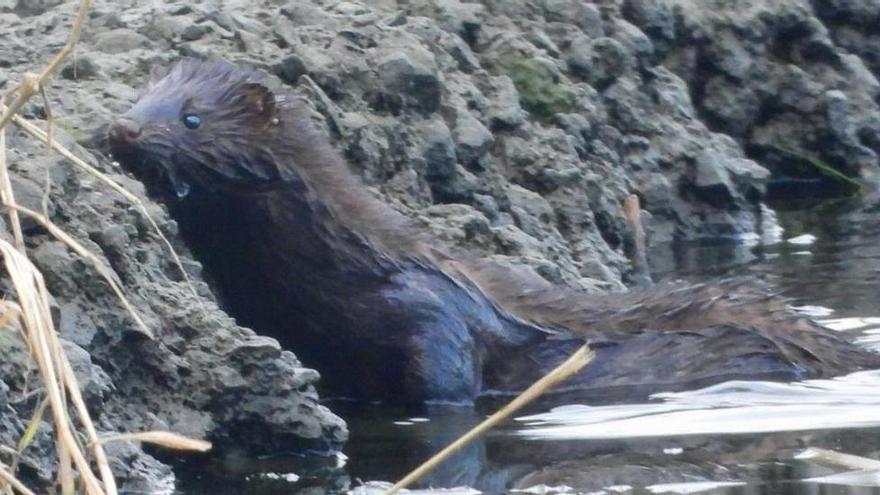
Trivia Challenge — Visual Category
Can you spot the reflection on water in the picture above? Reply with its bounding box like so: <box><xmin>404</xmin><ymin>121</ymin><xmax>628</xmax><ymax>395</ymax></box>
<box><xmin>176</xmin><ymin>198</ymin><xmax>880</xmax><ymax>494</ymax></box>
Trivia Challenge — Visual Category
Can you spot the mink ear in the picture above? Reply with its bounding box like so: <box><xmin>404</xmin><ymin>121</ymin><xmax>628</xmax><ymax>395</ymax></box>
<box><xmin>236</xmin><ymin>83</ymin><xmax>277</xmax><ymax>124</ymax></box>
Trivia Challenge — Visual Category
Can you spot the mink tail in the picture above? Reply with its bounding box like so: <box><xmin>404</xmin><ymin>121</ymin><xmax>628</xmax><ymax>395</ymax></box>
<box><xmin>454</xmin><ymin>259</ymin><xmax>880</xmax><ymax>396</ymax></box>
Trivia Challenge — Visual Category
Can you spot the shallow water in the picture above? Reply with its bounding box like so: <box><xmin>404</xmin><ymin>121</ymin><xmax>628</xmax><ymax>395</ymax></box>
<box><xmin>175</xmin><ymin>197</ymin><xmax>880</xmax><ymax>494</ymax></box>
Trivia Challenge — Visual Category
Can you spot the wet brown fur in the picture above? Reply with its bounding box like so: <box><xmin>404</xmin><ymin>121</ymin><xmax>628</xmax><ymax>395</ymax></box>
<box><xmin>109</xmin><ymin>58</ymin><xmax>880</xmax><ymax>402</ymax></box>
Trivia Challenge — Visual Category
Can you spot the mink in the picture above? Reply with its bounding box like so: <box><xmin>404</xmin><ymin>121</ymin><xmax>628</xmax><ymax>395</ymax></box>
<box><xmin>108</xmin><ymin>58</ymin><xmax>880</xmax><ymax>404</ymax></box>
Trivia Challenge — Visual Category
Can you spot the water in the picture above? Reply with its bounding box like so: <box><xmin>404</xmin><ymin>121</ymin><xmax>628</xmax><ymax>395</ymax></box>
<box><xmin>175</xmin><ymin>197</ymin><xmax>880</xmax><ymax>494</ymax></box>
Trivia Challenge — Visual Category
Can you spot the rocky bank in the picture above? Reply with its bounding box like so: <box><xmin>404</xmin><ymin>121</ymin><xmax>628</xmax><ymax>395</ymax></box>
<box><xmin>1</xmin><ymin>0</ymin><xmax>879</xmax><ymax>491</ymax></box>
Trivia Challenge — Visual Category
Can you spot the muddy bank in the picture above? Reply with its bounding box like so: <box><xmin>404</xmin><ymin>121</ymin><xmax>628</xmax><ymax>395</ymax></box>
<box><xmin>1</xmin><ymin>0</ymin><xmax>879</xmax><ymax>491</ymax></box>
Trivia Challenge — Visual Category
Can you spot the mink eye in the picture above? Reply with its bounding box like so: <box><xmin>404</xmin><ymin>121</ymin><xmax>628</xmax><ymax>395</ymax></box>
<box><xmin>182</xmin><ymin>114</ymin><xmax>202</xmax><ymax>130</ymax></box>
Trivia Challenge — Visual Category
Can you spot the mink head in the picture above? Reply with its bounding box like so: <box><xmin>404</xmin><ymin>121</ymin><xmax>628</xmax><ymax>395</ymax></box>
<box><xmin>109</xmin><ymin>58</ymin><xmax>295</xmax><ymax>200</ymax></box>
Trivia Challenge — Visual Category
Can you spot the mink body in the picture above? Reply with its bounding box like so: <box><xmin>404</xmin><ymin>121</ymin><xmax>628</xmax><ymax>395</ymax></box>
<box><xmin>108</xmin><ymin>59</ymin><xmax>880</xmax><ymax>404</ymax></box>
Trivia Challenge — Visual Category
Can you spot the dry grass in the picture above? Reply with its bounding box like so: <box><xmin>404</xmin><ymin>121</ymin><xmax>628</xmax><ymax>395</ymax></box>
<box><xmin>0</xmin><ymin>240</ymin><xmax>113</xmax><ymax>494</ymax></box>
<box><xmin>9</xmin><ymin>203</ymin><xmax>152</xmax><ymax>338</ymax></box>
<box><xmin>0</xmin><ymin>463</ymin><xmax>36</xmax><ymax>495</ymax></box>
<box><xmin>0</xmin><ymin>1</ymin><xmax>210</xmax><ymax>493</ymax></box>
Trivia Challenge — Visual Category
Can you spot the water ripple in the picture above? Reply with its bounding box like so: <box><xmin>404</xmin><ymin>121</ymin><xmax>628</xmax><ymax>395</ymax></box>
<box><xmin>516</xmin><ymin>370</ymin><xmax>880</xmax><ymax>440</ymax></box>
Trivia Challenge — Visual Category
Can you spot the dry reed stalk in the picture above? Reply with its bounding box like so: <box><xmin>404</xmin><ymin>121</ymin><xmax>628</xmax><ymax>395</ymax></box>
<box><xmin>0</xmin><ymin>240</ymin><xmax>110</xmax><ymax>494</ymax></box>
<box><xmin>0</xmin><ymin>301</ymin><xmax>22</xmax><ymax>331</ymax></box>
<box><xmin>8</xmin><ymin>203</ymin><xmax>152</xmax><ymax>338</ymax></box>
<box><xmin>0</xmin><ymin>130</ymin><xmax>23</xmax><ymax>252</ymax></box>
<box><xmin>0</xmin><ymin>0</ymin><xmax>91</xmax><ymax>131</ymax></box>
<box><xmin>0</xmin><ymin>453</ymin><xmax>14</xmax><ymax>495</ymax></box>
<box><xmin>99</xmin><ymin>431</ymin><xmax>212</xmax><ymax>452</ymax></box>
<box><xmin>0</xmin><ymin>446</ymin><xmax>16</xmax><ymax>493</ymax></box>
<box><xmin>57</xmin><ymin>336</ymin><xmax>115</xmax><ymax>494</ymax></box>
<box><xmin>384</xmin><ymin>345</ymin><xmax>595</xmax><ymax>494</ymax></box>
<box><xmin>0</xmin><ymin>462</ymin><xmax>37</xmax><ymax>495</ymax></box>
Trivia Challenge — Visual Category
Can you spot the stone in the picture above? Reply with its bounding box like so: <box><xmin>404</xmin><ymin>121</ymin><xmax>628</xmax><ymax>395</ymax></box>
<box><xmin>454</xmin><ymin>111</ymin><xmax>494</xmax><ymax>167</ymax></box>
<box><xmin>423</xmin><ymin>203</ymin><xmax>492</xmax><ymax>246</ymax></box>
<box><xmin>376</xmin><ymin>48</ymin><xmax>442</xmax><ymax>114</ymax></box>
<box><xmin>506</xmin><ymin>184</ymin><xmax>556</xmax><ymax>238</ymax></box>
<box><xmin>61</xmin><ymin>339</ymin><xmax>113</xmax><ymax>409</ymax></box>
<box><xmin>825</xmin><ymin>89</ymin><xmax>851</xmax><ymax>140</ymax></box>
<box><xmin>180</xmin><ymin>23</ymin><xmax>212</xmax><ymax>41</ymax></box>
<box><xmin>579</xmin><ymin>2</ymin><xmax>605</xmax><ymax>38</ymax></box>
<box><xmin>693</xmin><ymin>150</ymin><xmax>737</xmax><ymax>209</ymax></box>
<box><xmin>487</xmin><ymin>75</ymin><xmax>527</xmax><ymax>129</ymax></box>
<box><xmin>565</xmin><ymin>33</ymin><xmax>594</xmax><ymax>80</ymax></box>
<box><xmin>623</xmin><ymin>0</ymin><xmax>676</xmax><ymax>45</ymax></box>
<box><xmin>421</xmin><ymin>119</ymin><xmax>457</xmax><ymax>182</ymax></box>
<box><xmin>612</xmin><ymin>19</ymin><xmax>654</xmax><ymax>66</ymax></box>
<box><xmin>92</xmin><ymin>28</ymin><xmax>152</xmax><ymax>54</ymax></box>
<box><xmin>60</xmin><ymin>55</ymin><xmax>102</xmax><ymax>80</ymax></box>
<box><xmin>590</xmin><ymin>37</ymin><xmax>635</xmax><ymax>88</ymax></box>
<box><xmin>444</xmin><ymin>35</ymin><xmax>480</xmax><ymax>72</ymax></box>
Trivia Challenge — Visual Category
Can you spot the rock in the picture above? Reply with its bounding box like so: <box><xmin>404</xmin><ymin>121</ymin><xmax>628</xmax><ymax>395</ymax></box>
<box><xmin>726</xmin><ymin>157</ymin><xmax>771</xmax><ymax>183</ymax></box>
<box><xmin>541</xmin><ymin>0</ymin><xmax>586</xmax><ymax>24</ymax></box>
<box><xmin>376</xmin><ymin>47</ymin><xmax>442</xmax><ymax>114</ymax></box>
<box><xmin>493</xmin><ymin>225</ymin><xmax>544</xmax><ymax>257</ymax></box>
<box><xmin>622</xmin><ymin>0</ymin><xmax>675</xmax><ymax>46</ymax></box>
<box><xmin>407</xmin><ymin>0</ymin><xmax>484</xmax><ymax>45</ymax></box>
<box><xmin>9</xmin><ymin>175</ymin><xmax>55</xmax><ymax>233</ymax></box>
<box><xmin>105</xmin><ymin>441</ymin><xmax>176</xmax><ymax>494</ymax></box>
<box><xmin>694</xmin><ymin>150</ymin><xmax>737</xmax><ymax>208</ymax></box>
<box><xmin>506</xmin><ymin>184</ymin><xmax>556</xmax><ymax>238</ymax></box>
<box><xmin>92</xmin><ymin>28</ymin><xmax>152</xmax><ymax>53</ymax></box>
<box><xmin>423</xmin><ymin>203</ymin><xmax>493</xmax><ymax>246</ymax></box>
<box><xmin>444</xmin><ymin>35</ymin><xmax>481</xmax><ymax>72</ymax></box>
<box><xmin>589</xmin><ymin>37</ymin><xmax>635</xmax><ymax>87</ymax></box>
<box><xmin>649</xmin><ymin>67</ymin><xmax>697</xmax><ymax>119</ymax></box>
<box><xmin>13</xmin><ymin>0</ymin><xmax>62</xmax><ymax>15</ymax></box>
<box><xmin>825</xmin><ymin>89</ymin><xmax>852</xmax><ymax>140</ymax></box>
<box><xmin>611</xmin><ymin>19</ymin><xmax>654</xmax><ymax>66</ymax></box>
<box><xmin>60</xmin><ymin>55</ymin><xmax>103</xmax><ymax>80</ymax></box>
<box><xmin>421</xmin><ymin>118</ymin><xmax>457</xmax><ymax>182</ymax></box>
<box><xmin>61</xmin><ymin>339</ymin><xmax>113</xmax><ymax>409</ymax></box>
<box><xmin>434</xmin><ymin>164</ymin><xmax>479</xmax><ymax>203</ymax></box>
<box><xmin>640</xmin><ymin>0</ymin><xmax>880</xmax><ymax>187</ymax></box>
<box><xmin>472</xmin><ymin>193</ymin><xmax>500</xmax><ymax>220</ymax></box>
<box><xmin>565</xmin><ymin>34</ymin><xmax>594</xmax><ymax>80</ymax></box>
<box><xmin>0</xmin><ymin>331</ymin><xmax>29</xmax><ymax>386</ymax></box>
<box><xmin>527</xmin><ymin>27</ymin><xmax>561</xmax><ymax>57</ymax></box>
<box><xmin>180</xmin><ymin>23</ymin><xmax>212</xmax><ymax>41</ymax></box>
<box><xmin>813</xmin><ymin>0</ymin><xmax>880</xmax><ymax>24</ymax></box>
<box><xmin>579</xmin><ymin>2</ymin><xmax>605</xmax><ymax>38</ymax></box>
<box><xmin>454</xmin><ymin>111</ymin><xmax>494</xmax><ymax>167</ymax></box>
<box><xmin>486</xmin><ymin>75</ymin><xmax>527</xmax><ymax>129</ymax></box>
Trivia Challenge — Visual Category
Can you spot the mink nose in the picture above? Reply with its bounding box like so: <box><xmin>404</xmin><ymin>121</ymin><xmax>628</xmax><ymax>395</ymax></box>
<box><xmin>109</xmin><ymin>118</ymin><xmax>143</xmax><ymax>144</ymax></box>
